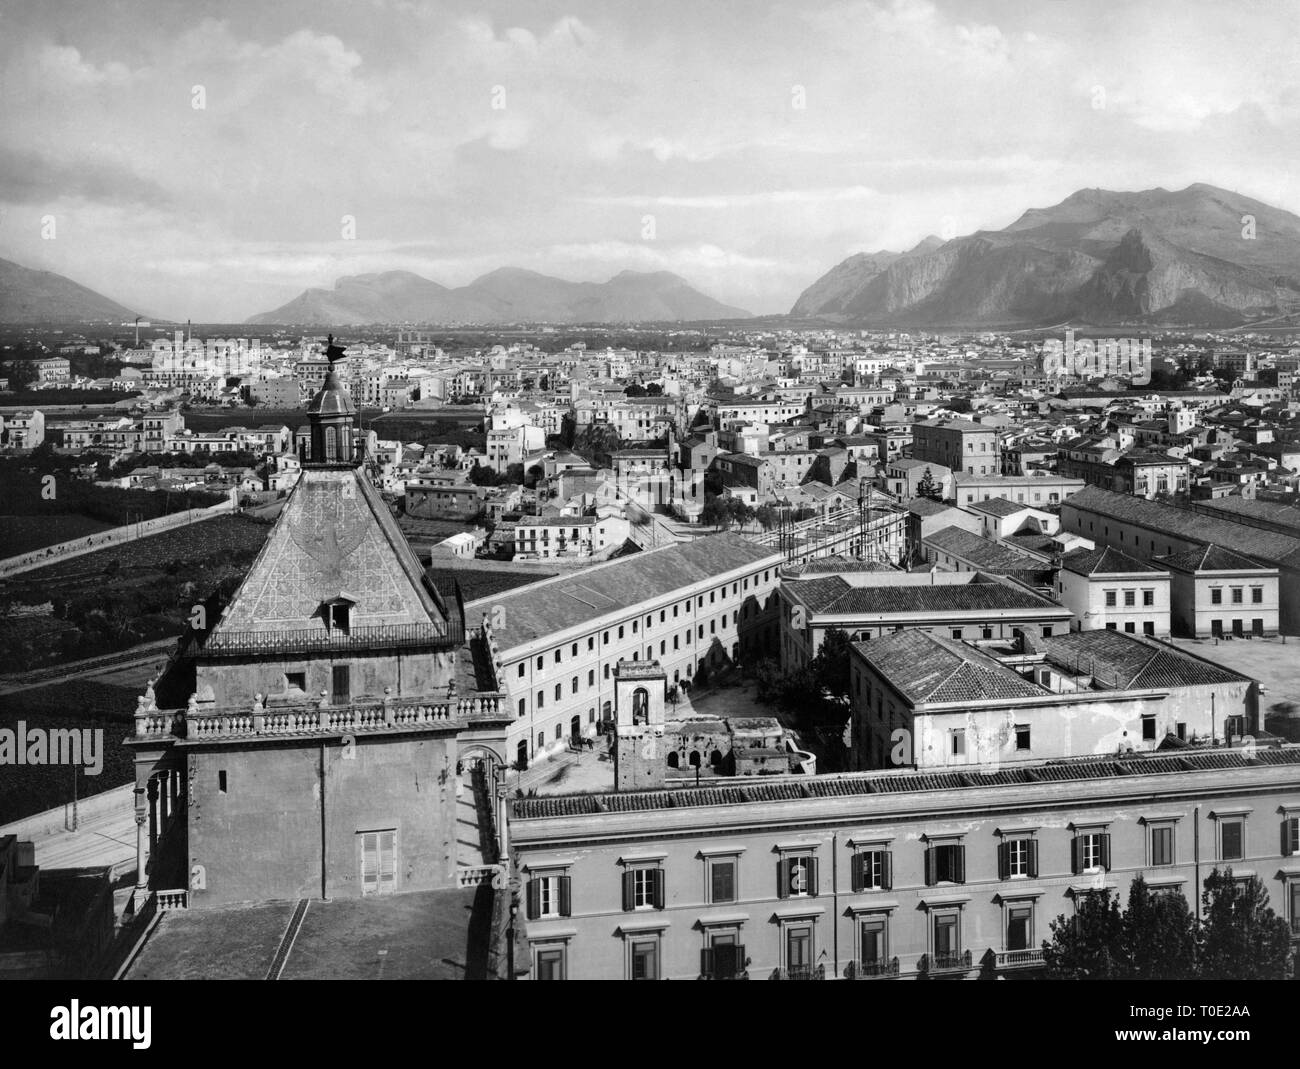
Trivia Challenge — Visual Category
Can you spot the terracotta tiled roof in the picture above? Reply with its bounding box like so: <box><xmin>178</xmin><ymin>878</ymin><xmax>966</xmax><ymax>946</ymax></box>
<box><xmin>852</xmin><ymin>630</ymin><xmax>1047</xmax><ymax>704</ymax></box>
<box><xmin>1039</xmin><ymin>629</ymin><xmax>1250</xmax><ymax>689</ymax></box>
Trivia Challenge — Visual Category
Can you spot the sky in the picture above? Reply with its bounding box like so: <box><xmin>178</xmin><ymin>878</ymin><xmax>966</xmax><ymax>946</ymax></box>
<box><xmin>2</xmin><ymin>0</ymin><xmax>1299</xmax><ymax>322</ymax></box>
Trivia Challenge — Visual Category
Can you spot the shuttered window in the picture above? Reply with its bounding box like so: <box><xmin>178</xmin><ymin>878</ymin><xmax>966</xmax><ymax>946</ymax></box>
<box><xmin>525</xmin><ymin>873</ymin><xmax>572</xmax><ymax>920</ymax></box>
<box><xmin>851</xmin><ymin>850</ymin><xmax>892</xmax><ymax>892</ymax></box>
<box><xmin>998</xmin><ymin>838</ymin><xmax>1039</xmax><ymax>880</ymax></box>
<box><xmin>924</xmin><ymin>843</ymin><xmax>965</xmax><ymax>886</ymax></box>
<box><xmin>622</xmin><ymin>867</ymin><xmax>665</xmax><ymax>911</ymax></box>
<box><xmin>359</xmin><ymin>830</ymin><xmax>396</xmax><ymax>895</ymax></box>
<box><xmin>1071</xmin><ymin>831</ymin><xmax>1111</xmax><ymax>874</ymax></box>
<box><xmin>777</xmin><ymin>856</ymin><xmax>819</xmax><ymax>898</ymax></box>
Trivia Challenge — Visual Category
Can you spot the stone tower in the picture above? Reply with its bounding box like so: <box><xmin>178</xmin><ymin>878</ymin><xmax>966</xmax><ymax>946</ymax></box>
<box><xmin>612</xmin><ymin>659</ymin><xmax>667</xmax><ymax>791</ymax></box>
<box><xmin>307</xmin><ymin>334</ymin><xmax>357</xmax><ymax>465</ymax></box>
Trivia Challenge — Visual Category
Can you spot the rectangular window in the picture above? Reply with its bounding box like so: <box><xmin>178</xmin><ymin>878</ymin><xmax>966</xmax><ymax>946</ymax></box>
<box><xmin>630</xmin><ymin>939</ymin><xmax>658</xmax><ymax>981</ymax></box>
<box><xmin>1286</xmin><ymin>816</ymin><xmax>1300</xmax><ymax>856</ymax></box>
<box><xmin>1105</xmin><ymin>590</ymin><xmax>1117</xmax><ymax>607</ymax></box>
<box><xmin>1150</xmin><ymin>824</ymin><xmax>1175</xmax><ymax>867</ymax></box>
<box><xmin>859</xmin><ymin>917</ymin><xmax>888</xmax><ymax>969</ymax></box>
<box><xmin>709</xmin><ymin>859</ymin><xmax>737</xmax><ymax>904</ymax></box>
<box><xmin>1006</xmin><ymin>905</ymin><xmax>1032</xmax><ymax>952</ymax></box>
<box><xmin>1015</xmin><ymin>724</ymin><xmax>1031</xmax><ymax>751</ymax></box>
<box><xmin>933</xmin><ymin>913</ymin><xmax>960</xmax><ymax>962</ymax></box>
<box><xmin>286</xmin><ymin>671</ymin><xmax>306</xmax><ymax>691</ymax></box>
<box><xmin>1252</xmin><ymin>587</ymin><xmax>1264</xmax><ymax>604</ymax></box>
<box><xmin>526</xmin><ymin>873</ymin><xmax>572</xmax><ymax>919</ymax></box>
<box><xmin>623</xmin><ymin>867</ymin><xmax>664</xmax><ymax>911</ymax></box>
<box><xmin>534</xmin><ymin>945</ymin><xmax>566</xmax><ymax>980</ymax></box>
<box><xmin>785</xmin><ymin>925</ymin><xmax>813</xmax><ymax>979</ymax></box>
<box><xmin>1221</xmin><ymin>819</ymin><xmax>1244</xmax><ymax>862</ymax></box>
<box><xmin>701</xmin><ymin>932</ymin><xmax>745</xmax><ymax>980</ymax></box>
<box><xmin>1124</xmin><ymin>590</ymin><xmax>1136</xmax><ymax>607</ymax></box>
<box><xmin>331</xmin><ymin>665</ymin><xmax>350</xmax><ymax>704</ymax></box>
<box><xmin>359</xmin><ymin>829</ymin><xmax>396</xmax><ymax>896</ymax></box>
<box><xmin>1142</xmin><ymin>589</ymin><xmax>1155</xmax><ymax>606</ymax></box>
<box><xmin>925</xmin><ymin>842</ymin><xmax>965</xmax><ymax>885</ymax></box>
<box><xmin>778</xmin><ymin>855</ymin><xmax>819</xmax><ymax>898</ymax></box>
<box><xmin>1074</xmin><ymin>831</ymin><xmax>1110</xmax><ymax>873</ymax></box>
<box><xmin>950</xmin><ymin>729</ymin><xmax>965</xmax><ymax>757</ymax></box>
<box><xmin>1231</xmin><ymin>587</ymin><xmax>1243</xmax><ymax>604</ymax></box>
<box><xmin>1142</xmin><ymin>714</ymin><xmax>1157</xmax><ymax>741</ymax></box>
<box><xmin>852</xmin><ymin>849</ymin><xmax>893</xmax><ymax>892</ymax></box>
<box><xmin>1000</xmin><ymin>838</ymin><xmax>1038</xmax><ymax>879</ymax></box>
<box><xmin>1211</xmin><ymin>588</ymin><xmax>1223</xmax><ymax>605</ymax></box>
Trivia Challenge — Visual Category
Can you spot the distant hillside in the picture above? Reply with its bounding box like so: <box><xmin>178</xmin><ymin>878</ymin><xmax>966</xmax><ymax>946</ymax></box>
<box><xmin>0</xmin><ymin>257</ymin><xmax>138</xmax><ymax>323</ymax></box>
<box><xmin>247</xmin><ymin>267</ymin><xmax>751</xmax><ymax>325</ymax></box>
<box><xmin>792</xmin><ymin>184</ymin><xmax>1300</xmax><ymax>328</ymax></box>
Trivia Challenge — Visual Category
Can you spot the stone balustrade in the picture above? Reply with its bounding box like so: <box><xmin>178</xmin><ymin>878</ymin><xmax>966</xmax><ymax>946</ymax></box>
<box><xmin>134</xmin><ymin>692</ymin><xmax>505</xmax><ymax>741</ymax></box>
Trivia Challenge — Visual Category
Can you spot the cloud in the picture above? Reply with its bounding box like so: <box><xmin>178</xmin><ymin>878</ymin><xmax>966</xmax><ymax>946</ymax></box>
<box><xmin>37</xmin><ymin>44</ymin><xmax>136</xmax><ymax>87</ymax></box>
<box><xmin>0</xmin><ymin>146</ymin><xmax>171</xmax><ymax>207</ymax></box>
<box><xmin>580</xmin><ymin>187</ymin><xmax>884</xmax><ymax>209</ymax></box>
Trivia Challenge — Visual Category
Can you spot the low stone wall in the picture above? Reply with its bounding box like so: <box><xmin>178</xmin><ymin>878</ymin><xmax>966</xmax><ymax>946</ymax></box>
<box><xmin>0</xmin><ymin>494</ymin><xmax>237</xmax><ymax>578</ymax></box>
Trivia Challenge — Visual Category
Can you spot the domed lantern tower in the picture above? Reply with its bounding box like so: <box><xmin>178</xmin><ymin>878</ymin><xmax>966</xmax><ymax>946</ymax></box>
<box><xmin>307</xmin><ymin>334</ymin><xmax>358</xmax><ymax>465</ymax></box>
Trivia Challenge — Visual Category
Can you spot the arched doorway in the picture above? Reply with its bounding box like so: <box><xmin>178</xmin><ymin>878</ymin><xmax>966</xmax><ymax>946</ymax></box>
<box><xmin>710</xmin><ymin>749</ymin><xmax>723</xmax><ymax>768</ymax></box>
<box><xmin>688</xmin><ymin>750</ymin><xmax>701</xmax><ymax>768</ymax></box>
<box><xmin>515</xmin><ymin>740</ymin><xmax>528</xmax><ymax>770</ymax></box>
<box><xmin>667</xmin><ymin>751</ymin><xmax>679</xmax><ymax>769</ymax></box>
<box><xmin>569</xmin><ymin>715</ymin><xmax>581</xmax><ymax>744</ymax></box>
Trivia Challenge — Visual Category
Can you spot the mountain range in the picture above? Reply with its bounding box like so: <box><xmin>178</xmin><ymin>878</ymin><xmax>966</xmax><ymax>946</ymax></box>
<box><xmin>792</xmin><ymin>184</ymin><xmax>1300</xmax><ymax>328</ymax></box>
<box><xmin>245</xmin><ymin>267</ymin><xmax>751</xmax><ymax>325</ymax></box>
<box><xmin>0</xmin><ymin>257</ymin><xmax>138</xmax><ymax>323</ymax></box>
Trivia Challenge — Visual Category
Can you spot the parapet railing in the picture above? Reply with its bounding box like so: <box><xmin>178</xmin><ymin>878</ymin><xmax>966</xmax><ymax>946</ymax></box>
<box><xmin>133</xmin><ymin>692</ymin><xmax>506</xmax><ymax>740</ymax></box>
<box><xmin>196</xmin><ymin>621</ymin><xmax>465</xmax><ymax>657</ymax></box>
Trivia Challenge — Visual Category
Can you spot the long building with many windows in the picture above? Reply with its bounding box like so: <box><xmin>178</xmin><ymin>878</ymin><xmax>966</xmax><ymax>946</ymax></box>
<box><xmin>470</xmin><ymin>534</ymin><xmax>784</xmax><ymax>769</ymax></box>
<box><xmin>511</xmin><ymin>746</ymin><xmax>1300</xmax><ymax>980</ymax></box>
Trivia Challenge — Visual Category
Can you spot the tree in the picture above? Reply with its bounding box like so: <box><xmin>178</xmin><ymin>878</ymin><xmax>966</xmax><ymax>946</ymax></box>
<box><xmin>645</xmin><ymin>382</ymin><xmax>663</xmax><ymax>396</ymax></box>
<box><xmin>915</xmin><ymin>467</ymin><xmax>942</xmax><ymax>501</ymax></box>
<box><xmin>624</xmin><ymin>383</ymin><xmax>647</xmax><ymax>398</ymax></box>
<box><xmin>1199</xmin><ymin>868</ymin><xmax>1294</xmax><ymax>980</ymax></box>
<box><xmin>1123</xmin><ymin>875</ymin><xmax>1198</xmax><ymax>979</ymax></box>
<box><xmin>467</xmin><ymin>463</ymin><xmax>498</xmax><ymax>486</ymax></box>
<box><xmin>807</xmin><ymin>627</ymin><xmax>853</xmax><ymax>710</ymax></box>
<box><xmin>754</xmin><ymin>505</ymin><xmax>777</xmax><ymax>531</ymax></box>
<box><xmin>1043</xmin><ymin>889</ymin><xmax>1127</xmax><ymax>979</ymax></box>
<box><xmin>947</xmin><ymin>396</ymin><xmax>972</xmax><ymax>414</ymax></box>
<box><xmin>700</xmin><ymin>494</ymin><xmax>727</xmax><ymax>529</ymax></box>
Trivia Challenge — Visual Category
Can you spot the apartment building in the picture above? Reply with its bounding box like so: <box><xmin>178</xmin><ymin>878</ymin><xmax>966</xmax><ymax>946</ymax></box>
<box><xmin>850</xmin><ymin>627</ymin><xmax>1255</xmax><ymax>771</ymax></box>
<box><xmin>471</xmin><ymin>535</ymin><xmax>784</xmax><ymax>768</ymax></box>
<box><xmin>1056</xmin><ymin>546</ymin><xmax>1171</xmax><ymax>636</ymax></box>
<box><xmin>1060</xmin><ymin>486</ymin><xmax>1300</xmax><ymax>633</ymax></box>
<box><xmin>778</xmin><ymin>569</ymin><xmax>1072</xmax><ymax>669</ymax></box>
<box><xmin>1155</xmin><ymin>544</ymin><xmax>1281</xmax><ymax>639</ymax></box>
<box><xmin>3</xmin><ymin>410</ymin><xmax>45</xmax><ymax>451</ymax></box>
<box><xmin>512</xmin><ymin>746</ymin><xmax>1300</xmax><ymax>979</ymax></box>
<box><xmin>912</xmin><ymin>419</ymin><xmax>1000</xmax><ymax>476</ymax></box>
<box><xmin>950</xmin><ymin>472</ymin><xmax>1086</xmax><ymax>510</ymax></box>
<box><xmin>513</xmin><ymin>514</ymin><xmax>630</xmax><ymax>560</ymax></box>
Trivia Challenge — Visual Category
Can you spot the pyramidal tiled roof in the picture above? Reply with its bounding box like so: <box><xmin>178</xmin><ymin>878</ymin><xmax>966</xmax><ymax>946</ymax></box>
<box><xmin>1039</xmin><ymin>629</ymin><xmax>1249</xmax><ymax>689</ymax></box>
<box><xmin>853</xmin><ymin>630</ymin><xmax>1046</xmax><ymax>705</ymax></box>
<box><xmin>1155</xmin><ymin>543</ymin><xmax>1275</xmax><ymax>574</ymax></box>
<box><xmin>211</xmin><ymin>467</ymin><xmax>448</xmax><ymax>637</ymax></box>
<box><xmin>1062</xmin><ymin>545</ymin><xmax>1163</xmax><ymax>576</ymax></box>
